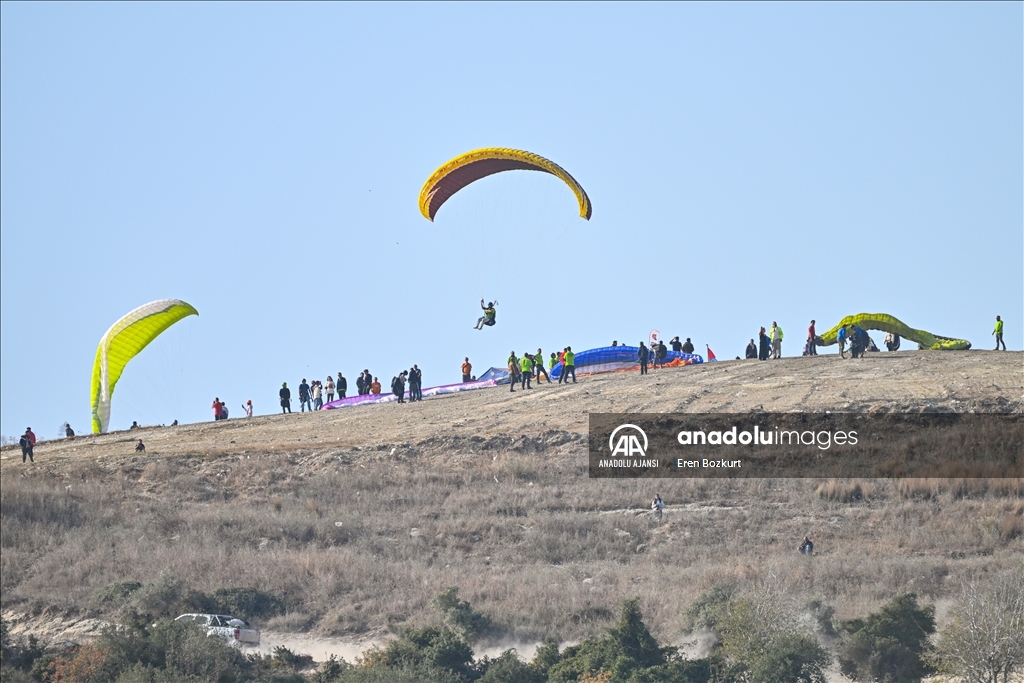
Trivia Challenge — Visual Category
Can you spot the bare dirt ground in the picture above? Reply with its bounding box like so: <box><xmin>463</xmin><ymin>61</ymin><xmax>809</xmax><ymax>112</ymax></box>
<box><xmin>4</xmin><ymin>351</ymin><xmax>1020</xmax><ymax>465</ymax></box>
<box><xmin>2</xmin><ymin>350</ymin><xmax>1022</xmax><ymax>669</ymax></box>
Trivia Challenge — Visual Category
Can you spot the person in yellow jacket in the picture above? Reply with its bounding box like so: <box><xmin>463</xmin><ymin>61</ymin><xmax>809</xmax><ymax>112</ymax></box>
<box><xmin>519</xmin><ymin>354</ymin><xmax>534</xmax><ymax>390</ymax></box>
<box><xmin>559</xmin><ymin>347</ymin><xmax>577</xmax><ymax>384</ymax></box>
<box><xmin>534</xmin><ymin>348</ymin><xmax>550</xmax><ymax>383</ymax></box>
<box><xmin>993</xmin><ymin>315</ymin><xmax>1005</xmax><ymax>351</ymax></box>
<box><xmin>770</xmin><ymin>322</ymin><xmax>784</xmax><ymax>359</ymax></box>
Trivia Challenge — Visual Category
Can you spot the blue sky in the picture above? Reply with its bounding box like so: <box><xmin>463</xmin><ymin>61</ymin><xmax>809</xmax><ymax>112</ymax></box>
<box><xmin>2</xmin><ymin>2</ymin><xmax>1021</xmax><ymax>438</ymax></box>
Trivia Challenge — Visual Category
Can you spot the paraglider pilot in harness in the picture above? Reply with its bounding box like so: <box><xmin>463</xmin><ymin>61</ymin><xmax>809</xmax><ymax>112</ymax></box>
<box><xmin>474</xmin><ymin>299</ymin><xmax>497</xmax><ymax>330</ymax></box>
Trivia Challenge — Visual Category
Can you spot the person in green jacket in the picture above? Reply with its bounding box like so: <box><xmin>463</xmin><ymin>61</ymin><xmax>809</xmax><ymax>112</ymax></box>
<box><xmin>993</xmin><ymin>315</ymin><xmax>1005</xmax><ymax>350</ymax></box>
<box><xmin>559</xmin><ymin>347</ymin><xmax>577</xmax><ymax>384</ymax></box>
<box><xmin>519</xmin><ymin>354</ymin><xmax>534</xmax><ymax>389</ymax></box>
<box><xmin>534</xmin><ymin>348</ymin><xmax>550</xmax><ymax>383</ymax></box>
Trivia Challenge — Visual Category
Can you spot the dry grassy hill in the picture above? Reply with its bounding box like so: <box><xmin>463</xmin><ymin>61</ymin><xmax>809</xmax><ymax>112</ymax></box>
<box><xmin>2</xmin><ymin>351</ymin><xmax>1022</xmax><ymax>652</ymax></box>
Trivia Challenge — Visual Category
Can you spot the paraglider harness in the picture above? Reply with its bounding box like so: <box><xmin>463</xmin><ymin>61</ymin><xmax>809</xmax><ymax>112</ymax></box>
<box><xmin>475</xmin><ymin>300</ymin><xmax>497</xmax><ymax>329</ymax></box>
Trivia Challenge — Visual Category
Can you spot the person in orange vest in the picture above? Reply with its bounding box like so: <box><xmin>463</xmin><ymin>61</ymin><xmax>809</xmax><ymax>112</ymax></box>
<box><xmin>461</xmin><ymin>357</ymin><xmax>473</xmax><ymax>383</ymax></box>
<box><xmin>370</xmin><ymin>377</ymin><xmax>382</xmax><ymax>394</ymax></box>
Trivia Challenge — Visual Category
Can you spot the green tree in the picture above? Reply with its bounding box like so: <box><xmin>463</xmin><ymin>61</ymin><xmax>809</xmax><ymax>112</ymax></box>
<box><xmin>838</xmin><ymin>593</ymin><xmax>936</xmax><ymax>683</ymax></box>
<box><xmin>477</xmin><ymin>649</ymin><xmax>542</xmax><ymax>683</ymax></box>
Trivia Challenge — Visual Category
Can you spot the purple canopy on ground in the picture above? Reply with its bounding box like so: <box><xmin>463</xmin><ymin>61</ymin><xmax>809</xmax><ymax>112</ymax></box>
<box><xmin>321</xmin><ymin>379</ymin><xmax>498</xmax><ymax>410</ymax></box>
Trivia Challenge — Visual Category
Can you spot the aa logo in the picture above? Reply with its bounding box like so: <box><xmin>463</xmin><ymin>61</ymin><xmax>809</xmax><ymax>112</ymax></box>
<box><xmin>609</xmin><ymin>424</ymin><xmax>648</xmax><ymax>458</ymax></box>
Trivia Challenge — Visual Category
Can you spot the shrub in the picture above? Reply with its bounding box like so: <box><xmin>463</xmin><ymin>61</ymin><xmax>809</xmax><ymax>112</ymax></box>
<box><xmin>94</xmin><ymin>581</ymin><xmax>144</xmax><ymax>606</ymax></box>
<box><xmin>431</xmin><ymin>587</ymin><xmax>492</xmax><ymax>642</ymax></box>
<box><xmin>683</xmin><ymin>581</ymin><xmax>737</xmax><ymax>631</ymax></box>
<box><xmin>838</xmin><ymin>593</ymin><xmax>936</xmax><ymax>683</ymax></box>
<box><xmin>211</xmin><ymin>587</ymin><xmax>285</xmax><ymax>620</ymax></box>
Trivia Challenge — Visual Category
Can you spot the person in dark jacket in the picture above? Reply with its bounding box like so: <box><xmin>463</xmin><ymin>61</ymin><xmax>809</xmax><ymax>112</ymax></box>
<box><xmin>654</xmin><ymin>341</ymin><xmax>668</xmax><ymax>369</ymax></box>
<box><xmin>408</xmin><ymin>366</ymin><xmax>421</xmax><ymax>401</ymax></box>
<box><xmin>298</xmin><ymin>379</ymin><xmax>312</xmax><ymax>411</ymax></box>
<box><xmin>758</xmin><ymin>327</ymin><xmax>770</xmax><ymax>361</ymax></box>
<box><xmin>638</xmin><ymin>342</ymin><xmax>649</xmax><ymax>375</ymax></box>
<box><xmin>681</xmin><ymin>338</ymin><xmax>695</xmax><ymax>354</ymax></box>
<box><xmin>19</xmin><ymin>429</ymin><xmax>34</xmax><ymax>463</ymax></box>
<box><xmin>279</xmin><ymin>382</ymin><xmax>291</xmax><ymax>413</ymax></box>
<box><xmin>745</xmin><ymin>339</ymin><xmax>758</xmax><ymax>359</ymax></box>
<box><xmin>337</xmin><ymin>372</ymin><xmax>347</xmax><ymax>399</ymax></box>
<box><xmin>392</xmin><ymin>371</ymin><xmax>407</xmax><ymax>403</ymax></box>
<box><xmin>670</xmin><ymin>336</ymin><xmax>683</xmax><ymax>352</ymax></box>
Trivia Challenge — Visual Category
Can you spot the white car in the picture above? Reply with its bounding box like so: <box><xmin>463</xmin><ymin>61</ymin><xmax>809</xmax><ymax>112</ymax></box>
<box><xmin>174</xmin><ymin>613</ymin><xmax>260</xmax><ymax>645</ymax></box>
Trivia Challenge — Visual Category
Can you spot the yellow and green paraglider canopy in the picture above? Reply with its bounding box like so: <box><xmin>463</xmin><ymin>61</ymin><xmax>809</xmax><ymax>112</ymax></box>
<box><xmin>91</xmin><ymin>299</ymin><xmax>198</xmax><ymax>433</ymax></box>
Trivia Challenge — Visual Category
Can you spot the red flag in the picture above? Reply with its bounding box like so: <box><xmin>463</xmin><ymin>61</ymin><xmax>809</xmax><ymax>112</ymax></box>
<box><xmin>706</xmin><ymin>345</ymin><xmax>717</xmax><ymax>361</ymax></box>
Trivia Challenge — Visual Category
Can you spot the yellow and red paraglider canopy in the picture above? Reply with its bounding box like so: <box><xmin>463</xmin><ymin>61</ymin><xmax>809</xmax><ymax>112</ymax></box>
<box><xmin>419</xmin><ymin>148</ymin><xmax>592</xmax><ymax>222</ymax></box>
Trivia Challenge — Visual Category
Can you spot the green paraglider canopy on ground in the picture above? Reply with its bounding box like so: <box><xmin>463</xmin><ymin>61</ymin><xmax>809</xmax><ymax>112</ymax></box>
<box><xmin>817</xmin><ymin>313</ymin><xmax>970</xmax><ymax>350</ymax></box>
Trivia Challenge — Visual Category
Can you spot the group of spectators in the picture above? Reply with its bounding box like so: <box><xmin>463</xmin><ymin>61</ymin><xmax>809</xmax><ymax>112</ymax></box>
<box><xmin>505</xmin><ymin>347</ymin><xmax>576</xmax><ymax>391</ymax></box>
<box><xmin>389</xmin><ymin>366</ymin><xmax>423</xmax><ymax>404</ymax></box>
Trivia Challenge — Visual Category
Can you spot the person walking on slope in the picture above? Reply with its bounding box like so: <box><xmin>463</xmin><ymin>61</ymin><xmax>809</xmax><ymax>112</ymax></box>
<box><xmin>19</xmin><ymin>428</ymin><xmax>34</xmax><ymax>463</ymax></box>
<box><xmin>279</xmin><ymin>383</ymin><xmax>292</xmax><ymax>413</ymax></box>
<box><xmin>534</xmin><ymin>348</ymin><xmax>550</xmax><ymax>383</ymax></box>
<box><xmin>507</xmin><ymin>351</ymin><xmax>520</xmax><ymax>392</ymax></box>
<box><xmin>461</xmin><ymin>357</ymin><xmax>473</xmax><ymax>383</ymax></box>
<box><xmin>337</xmin><ymin>372</ymin><xmax>347</xmax><ymax>399</ymax></box>
<box><xmin>770</xmin><ymin>322</ymin><xmax>784</xmax><ymax>359</ymax></box>
<box><xmin>993</xmin><ymin>315</ymin><xmax>1006</xmax><ymax>350</ymax></box>
<box><xmin>806</xmin><ymin>320</ymin><xmax>817</xmax><ymax>356</ymax></box>
<box><xmin>651</xmin><ymin>494</ymin><xmax>665</xmax><ymax>522</ymax></box>
<box><xmin>299</xmin><ymin>379</ymin><xmax>312</xmax><ymax>412</ymax></box>
<box><xmin>561</xmin><ymin>347</ymin><xmax>577</xmax><ymax>383</ymax></box>
<box><xmin>745</xmin><ymin>339</ymin><xmax>758</xmax><ymax>359</ymax></box>
<box><xmin>638</xmin><ymin>341</ymin><xmax>650</xmax><ymax>375</ymax></box>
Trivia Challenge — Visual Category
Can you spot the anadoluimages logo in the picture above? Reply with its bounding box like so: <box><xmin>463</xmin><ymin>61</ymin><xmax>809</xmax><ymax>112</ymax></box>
<box><xmin>609</xmin><ymin>424</ymin><xmax>648</xmax><ymax>457</ymax></box>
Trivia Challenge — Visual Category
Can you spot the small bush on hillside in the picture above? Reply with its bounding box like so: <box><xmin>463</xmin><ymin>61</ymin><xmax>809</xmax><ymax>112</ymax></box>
<box><xmin>212</xmin><ymin>587</ymin><xmax>285</xmax><ymax>620</ymax></box>
<box><xmin>683</xmin><ymin>581</ymin><xmax>736</xmax><ymax>631</ymax></box>
<box><xmin>94</xmin><ymin>580</ymin><xmax>145</xmax><ymax>606</ymax></box>
<box><xmin>838</xmin><ymin>593</ymin><xmax>936</xmax><ymax>683</ymax></box>
<box><xmin>431</xmin><ymin>587</ymin><xmax>492</xmax><ymax>642</ymax></box>
<box><xmin>130</xmin><ymin>571</ymin><xmax>217</xmax><ymax>620</ymax></box>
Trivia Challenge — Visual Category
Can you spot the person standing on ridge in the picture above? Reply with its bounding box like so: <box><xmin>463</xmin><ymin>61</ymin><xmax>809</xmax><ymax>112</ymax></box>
<box><xmin>337</xmin><ymin>372</ymin><xmax>347</xmax><ymax>399</ymax></box>
<box><xmin>212</xmin><ymin>398</ymin><xmax>224</xmax><ymax>420</ymax></box>
<box><xmin>520</xmin><ymin>353</ymin><xmax>534</xmax><ymax>390</ymax></box>
<box><xmin>745</xmin><ymin>339</ymin><xmax>758</xmax><ymax>359</ymax></box>
<box><xmin>411</xmin><ymin>365</ymin><xmax>422</xmax><ymax>401</ymax></box>
<box><xmin>837</xmin><ymin>325</ymin><xmax>848</xmax><ymax>358</ymax></box>
<box><xmin>654</xmin><ymin>340</ymin><xmax>668</xmax><ymax>369</ymax></box>
<box><xmin>298</xmin><ymin>379</ymin><xmax>312</xmax><ymax>412</ymax></box>
<box><xmin>392</xmin><ymin>371</ymin><xmax>407</xmax><ymax>403</ymax></box>
<box><xmin>279</xmin><ymin>382</ymin><xmax>292</xmax><ymax>413</ymax></box>
<box><xmin>562</xmin><ymin>347</ymin><xmax>577</xmax><ymax>383</ymax></box>
<box><xmin>993</xmin><ymin>315</ymin><xmax>1006</xmax><ymax>350</ymax></box>
<box><xmin>634</xmin><ymin>339</ymin><xmax>651</xmax><ymax>374</ymax></box>
<box><xmin>770</xmin><ymin>322</ymin><xmax>783</xmax><ymax>359</ymax></box>
<box><xmin>370</xmin><ymin>377</ymin><xmax>381</xmax><ymax>394</ymax></box>
<box><xmin>682</xmin><ymin>337</ymin><xmax>695</xmax><ymax>354</ymax></box>
<box><xmin>312</xmin><ymin>381</ymin><xmax>323</xmax><ymax>410</ymax></box>
<box><xmin>242</xmin><ymin>400</ymin><xmax>253</xmax><ymax>417</ymax></box>
<box><xmin>534</xmin><ymin>348</ymin><xmax>550</xmax><ymax>383</ymax></box>
<box><xmin>474</xmin><ymin>300</ymin><xmax>497</xmax><ymax>330</ymax></box>
<box><xmin>356</xmin><ymin>371</ymin><xmax>366</xmax><ymax>396</ymax></box>
<box><xmin>807</xmin><ymin>320</ymin><xmax>817</xmax><ymax>356</ymax></box>
<box><xmin>461</xmin><ymin>357</ymin><xmax>473</xmax><ymax>383</ymax></box>
<box><xmin>670</xmin><ymin>336</ymin><xmax>682</xmax><ymax>352</ymax></box>
<box><xmin>325</xmin><ymin>376</ymin><xmax>335</xmax><ymax>403</ymax></box>
<box><xmin>19</xmin><ymin>429</ymin><xmax>34</xmax><ymax>463</ymax></box>
<box><xmin>507</xmin><ymin>351</ymin><xmax>519</xmax><ymax>392</ymax></box>
<box><xmin>758</xmin><ymin>327</ymin><xmax>770</xmax><ymax>361</ymax></box>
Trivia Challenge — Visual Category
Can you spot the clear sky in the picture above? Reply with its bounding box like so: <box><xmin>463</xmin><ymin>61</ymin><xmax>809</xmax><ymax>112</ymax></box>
<box><xmin>2</xmin><ymin>2</ymin><xmax>1021</xmax><ymax>439</ymax></box>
